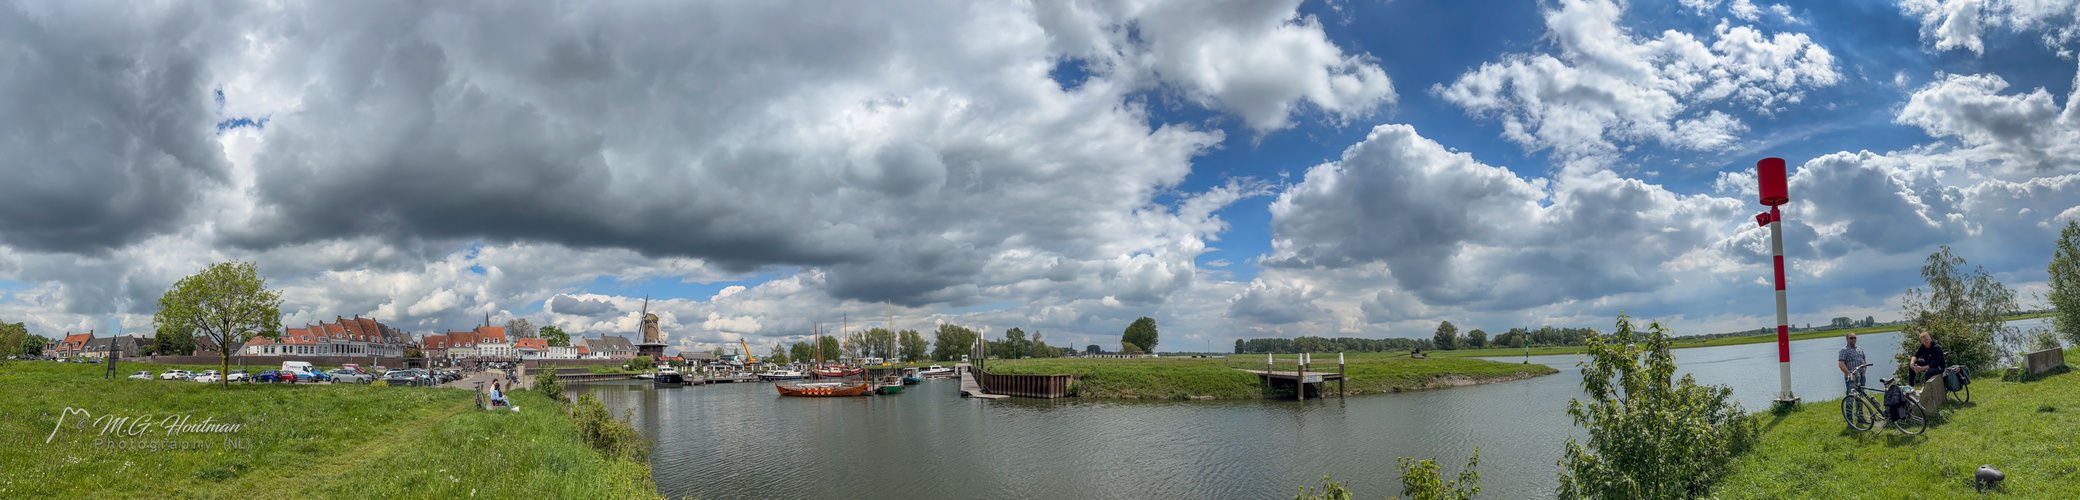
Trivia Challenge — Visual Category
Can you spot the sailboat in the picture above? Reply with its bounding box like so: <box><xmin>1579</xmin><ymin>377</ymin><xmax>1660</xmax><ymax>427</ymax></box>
<box><xmin>778</xmin><ymin>322</ymin><xmax>867</xmax><ymax>397</ymax></box>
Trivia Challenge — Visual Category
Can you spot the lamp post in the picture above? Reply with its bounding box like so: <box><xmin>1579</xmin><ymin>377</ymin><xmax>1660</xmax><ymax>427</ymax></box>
<box><xmin>1755</xmin><ymin>157</ymin><xmax>1798</xmax><ymax>407</ymax></box>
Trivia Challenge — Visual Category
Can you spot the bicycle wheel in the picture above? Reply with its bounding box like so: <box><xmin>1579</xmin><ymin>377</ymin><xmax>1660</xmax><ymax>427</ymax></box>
<box><xmin>1896</xmin><ymin>400</ymin><xmax>1928</xmax><ymax>435</ymax></box>
<box><xmin>1842</xmin><ymin>396</ymin><xmax>1875</xmax><ymax>431</ymax></box>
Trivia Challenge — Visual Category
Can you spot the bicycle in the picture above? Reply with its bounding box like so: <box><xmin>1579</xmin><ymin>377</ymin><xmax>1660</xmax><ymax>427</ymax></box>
<box><xmin>1841</xmin><ymin>363</ymin><xmax>1927</xmax><ymax>435</ymax></box>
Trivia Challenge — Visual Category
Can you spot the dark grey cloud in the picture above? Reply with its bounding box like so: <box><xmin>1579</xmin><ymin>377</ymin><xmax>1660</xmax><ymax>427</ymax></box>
<box><xmin>549</xmin><ymin>294</ymin><xmax>618</xmax><ymax>316</ymax></box>
<box><xmin>0</xmin><ymin>1</ymin><xmax>235</xmax><ymax>252</ymax></box>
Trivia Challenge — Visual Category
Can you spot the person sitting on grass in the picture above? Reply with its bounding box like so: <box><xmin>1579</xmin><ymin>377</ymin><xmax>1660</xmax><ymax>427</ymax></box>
<box><xmin>490</xmin><ymin>380</ymin><xmax>514</xmax><ymax>410</ymax></box>
<box><xmin>1910</xmin><ymin>332</ymin><xmax>1946</xmax><ymax>385</ymax></box>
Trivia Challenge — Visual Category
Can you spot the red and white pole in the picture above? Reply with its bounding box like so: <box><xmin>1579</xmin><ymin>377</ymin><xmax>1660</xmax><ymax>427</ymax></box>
<box><xmin>1755</xmin><ymin>157</ymin><xmax>1797</xmax><ymax>406</ymax></box>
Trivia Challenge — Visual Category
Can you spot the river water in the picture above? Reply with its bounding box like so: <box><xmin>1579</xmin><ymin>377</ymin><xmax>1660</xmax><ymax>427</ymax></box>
<box><xmin>577</xmin><ymin>320</ymin><xmax>2046</xmax><ymax>499</ymax></box>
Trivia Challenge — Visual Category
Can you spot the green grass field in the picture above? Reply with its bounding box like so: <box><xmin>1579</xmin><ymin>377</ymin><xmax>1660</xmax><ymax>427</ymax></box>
<box><xmin>1425</xmin><ymin>312</ymin><xmax>2059</xmax><ymax>359</ymax></box>
<box><xmin>0</xmin><ymin>361</ymin><xmax>658</xmax><ymax>499</ymax></box>
<box><xmin>983</xmin><ymin>354</ymin><xmax>1556</xmax><ymax>400</ymax></box>
<box><xmin>1716</xmin><ymin>349</ymin><xmax>2079</xmax><ymax>498</ymax></box>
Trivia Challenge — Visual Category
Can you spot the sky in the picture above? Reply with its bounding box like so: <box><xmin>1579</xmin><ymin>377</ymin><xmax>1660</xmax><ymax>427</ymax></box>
<box><xmin>3</xmin><ymin>0</ymin><xmax>2079</xmax><ymax>355</ymax></box>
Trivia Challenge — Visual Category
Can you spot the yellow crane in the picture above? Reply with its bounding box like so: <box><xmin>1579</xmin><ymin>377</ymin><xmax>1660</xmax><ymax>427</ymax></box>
<box><xmin>740</xmin><ymin>338</ymin><xmax>758</xmax><ymax>365</ymax></box>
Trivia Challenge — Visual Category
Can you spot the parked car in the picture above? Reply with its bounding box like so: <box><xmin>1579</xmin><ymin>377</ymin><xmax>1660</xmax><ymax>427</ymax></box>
<box><xmin>325</xmin><ymin>369</ymin><xmax>373</xmax><ymax>384</ymax></box>
<box><xmin>382</xmin><ymin>370</ymin><xmax>427</xmax><ymax>387</ymax></box>
<box><xmin>194</xmin><ymin>372</ymin><xmax>222</xmax><ymax>383</ymax></box>
<box><xmin>226</xmin><ymin>369</ymin><xmax>249</xmax><ymax>382</ymax></box>
<box><xmin>159</xmin><ymin>370</ymin><xmax>192</xmax><ymax>381</ymax></box>
<box><xmin>127</xmin><ymin>370</ymin><xmax>153</xmax><ymax>380</ymax></box>
<box><xmin>252</xmin><ymin>370</ymin><xmax>283</xmax><ymax>383</ymax></box>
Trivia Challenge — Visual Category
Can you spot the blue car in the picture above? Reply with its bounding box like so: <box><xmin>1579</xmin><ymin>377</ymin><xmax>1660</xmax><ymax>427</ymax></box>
<box><xmin>252</xmin><ymin>370</ymin><xmax>284</xmax><ymax>383</ymax></box>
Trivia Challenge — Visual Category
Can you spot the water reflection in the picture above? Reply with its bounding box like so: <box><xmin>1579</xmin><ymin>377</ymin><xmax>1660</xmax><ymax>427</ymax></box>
<box><xmin>578</xmin><ymin>324</ymin><xmax>2046</xmax><ymax>500</ymax></box>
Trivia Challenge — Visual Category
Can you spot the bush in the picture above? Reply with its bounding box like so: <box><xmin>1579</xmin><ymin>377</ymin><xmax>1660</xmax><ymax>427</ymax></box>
<box><xmin>628</xmin><ymin>356</ymin><xmax>653</xmax><ymax>371</ymax></box>
<box><xmin>1293</xmin><ymin>476</ymin><xmax>1353</xmax><ymax>500</ymax></box>
<box><xmin>571</xmin><ymin>393</ymin><xmax>650</xmax><ymax>461</ymax></box>
<box><xmin>535</xmin><ymin>369</ymin><xmax>564</xmax><ymax>403</ymax></box>
<box><xmin>1557</xmin><ymin>315</ymin><xmax>1758</xmax><ymax>499</ymax></box>
<box><xmin>1396</xmin><ymin>448</ymin><xmax>1479</xmax><ymax>500</ymax></box>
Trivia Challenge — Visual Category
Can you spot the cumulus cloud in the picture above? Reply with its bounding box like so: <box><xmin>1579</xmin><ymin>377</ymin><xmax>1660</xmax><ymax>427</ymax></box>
<box><xmin>0</xmin><ymin>0</ymin><xmax>1392</xmax><ymax>347</ymax></box>
<box><xmin>1896</xmin><ymin>69</ymin><xmax>2080</xmax><ymax>172</ymax></box>
<box><xmin>1436</xmin><ymin>0</ymin><xmax>1838</xmax><ymax>166</ymax></box>
<box><xmin>1034</xmin><ymin>0</ymin><xmax>1397</xmax><ymax>133</ymax></box>
<box><xmin>1898</xmin><ymin>0</ymin><xmax>2080</xmax><ymax>55</ymax></box>
<box><xmin>1266</xmin><ymin>124</ymin><xmax>1744</xmax><ymax>312</ymax></box>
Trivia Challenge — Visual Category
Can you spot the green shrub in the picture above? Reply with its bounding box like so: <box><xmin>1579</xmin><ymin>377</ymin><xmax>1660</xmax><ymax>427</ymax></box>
<box><xmin>1293</xmin><ymin>476</ymin><xmax>1353</xmax><ymax>500</ymax></box>
<box><xmin>1396</xmin><ymin>448</ymin><xmax>1479</xmax><ymax>500</ymax></box>
<box><xmin>571</xmin><ymin>393</ymin><xmax>650</xmax><ymax>461</ymax></box>
<box><xmin>628</xmin><ymin>356</ymin><xmax>653</xmax><ymax>371</ymax></box>
<box><xmin>536</xmin><ymin>369</ymin><xmax>564</xmax><ymax>403</ymax></box>
<box><xmin>1557</xmin><ymin>314</ymin><xmax>1758</xmax><ymax>499</ymax></box>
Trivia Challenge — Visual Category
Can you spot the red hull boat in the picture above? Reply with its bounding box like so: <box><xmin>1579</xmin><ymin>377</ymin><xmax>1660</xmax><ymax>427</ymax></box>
<box><xmin>775</xmin><ymin>381</ymin><xmax>870</xmax><ymax>397</ymax></box>
<box><xmin>810</xmin><ymin>366</ymin><xmax>863</xmax><ymax>378</ymax></box>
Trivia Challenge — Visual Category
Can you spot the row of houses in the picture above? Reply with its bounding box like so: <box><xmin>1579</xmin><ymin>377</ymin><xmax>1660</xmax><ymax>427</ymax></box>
<box><xmin>242</xmin><ymin>316</ymin><xmax>408</xmax><ymax>357</ymax></box>
<box><xmin>41</xmin><ymin>317</ymin><xmax>652</xmax><ymax>361</ymax></box>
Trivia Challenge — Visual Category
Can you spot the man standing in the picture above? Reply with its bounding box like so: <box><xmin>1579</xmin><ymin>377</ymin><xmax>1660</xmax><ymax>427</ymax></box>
<box><xmin>1837</xmin><ymin>333</ymin><xmax>1865</xmax><ymax>395</ymax></box>
<box><xmin>1911</xmin><ymin>332</ymin><xmax>1947</xmax><ymax>384</ymax></box>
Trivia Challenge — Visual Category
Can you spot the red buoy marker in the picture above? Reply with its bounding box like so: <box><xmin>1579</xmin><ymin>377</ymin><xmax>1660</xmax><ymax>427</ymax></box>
<box><xmin>1756</xmin><ymin>157</ymin><xmax>1798</xmax><ymax>406</ymax></box>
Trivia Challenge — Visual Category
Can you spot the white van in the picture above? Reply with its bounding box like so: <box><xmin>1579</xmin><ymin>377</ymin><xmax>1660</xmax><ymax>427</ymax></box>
<box><xmin>281</xmin><ymin>361</ymin><xmax>314</xmax><ymax>374</ymax></box>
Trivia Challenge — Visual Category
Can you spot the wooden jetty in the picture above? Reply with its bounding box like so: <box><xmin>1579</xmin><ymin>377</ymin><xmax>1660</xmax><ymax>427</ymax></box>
<box><xmin>956</xmin><ymin>363</ymin><xmax>1008</xmax><ymax>399</ymax></box>
<box><xmin>553</xmin><ymin>367</ymin><xmax>639</xmax><ymax>384</ymax></box>
<box><xmin>1240</xmin><ymin>353</ymin><xmax>1346</xmax><ymax>400</ymax></box>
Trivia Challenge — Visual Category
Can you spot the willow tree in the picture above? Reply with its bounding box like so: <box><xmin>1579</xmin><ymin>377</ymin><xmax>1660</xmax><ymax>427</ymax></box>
<box><xmin>155</xmin><ymin>261</ymin><xmax>282</xmax><ymax>388</ymax></box>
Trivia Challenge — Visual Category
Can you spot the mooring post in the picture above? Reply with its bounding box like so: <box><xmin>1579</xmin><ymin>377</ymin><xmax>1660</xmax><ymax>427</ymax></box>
<box><xmin>1338</xmin><ymin>352</ymin><xmax>1345</xmax><ymax>398</ymax></box>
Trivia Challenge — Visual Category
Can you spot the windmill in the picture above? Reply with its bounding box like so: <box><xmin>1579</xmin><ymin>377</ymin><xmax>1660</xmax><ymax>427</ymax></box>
<box><xmin>635</xmin><ymin>294</ymin><xmax>668</xmax><ymax>360</ymax></box>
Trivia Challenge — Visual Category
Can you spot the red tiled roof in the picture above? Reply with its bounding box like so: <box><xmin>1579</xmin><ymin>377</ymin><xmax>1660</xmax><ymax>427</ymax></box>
<box><xmin>576</xmin><ymin>346</ymin><xmax>591</xmax><ymax>354</ymax></box>
<box><xmin>513</xmin><ymin>338</ymin><xmax>548</xmax><ymax>350</ymax></box>
<box><xmin>61</xmin><ymin>333</ymin><xmax>92</xmax><ymax>347</ymax></box>
<box><xmin>423</xmin><ymin>334</ymin><xmax>449</xmax><ymax>349</ymax></box>
<box><xmin>338</xmin><ymin>316</ymin><xmax>364</xmax><ymax>340</ymax></box>
<box><xmin>474</xmin><ymin>326</ymin><xmax>507</xmax><ymax>344</ymax></box>
<box><xmin>322</xmin><ymin>322</ymin><xmax>346</xmax><ymax>339</ymax></box>
<box><xmin>355</xmin><ymin>317</ymin><xmax>381</xmax><ymax>342</ymax></box>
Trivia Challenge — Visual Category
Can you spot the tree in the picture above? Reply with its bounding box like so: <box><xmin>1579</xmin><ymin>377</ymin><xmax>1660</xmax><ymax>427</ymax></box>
<box><xmin>768</xmin><ymin>342</ymin><xmax>790</xmax><ymax>365</ymax></box>
<box><xmin>23</xmin><ymin>333</ymin><xmax>47</xmax><ymax>357</ymax></box>
<box><xmin>1236</xmin><ymin>339</ymin><xmax>1247</xmax><ymax>354</ymax></box>
<box><xmin>1004</xmin><ymin>328</ymin><xmax>1028</xmax><ymax>359</ymax></box>
<box><xmin>930</xmin><ymin>324</ymin><xmax>979</xmax><ymax>361</ymax></box>
<box><xmin>1557</xmin><ymin>315</ymin><xmax>1757</xmax><ymax>499</ymax></box>
<box><xmin>1122</xmin><ymin>317</ymin><xmax>1159</xmax><ymax>353</ymax></box>
<box><xmin>1897</xmin><ymin>246</ymin><xmax>2020</xmax><ymax>375</ymax></box>
<box><xmin>154</xmin><ymin>261</ymin><xmax>283</xmax><ymax>389</ymax></box>
<box><xmin>1466</xmin><ymin>329</ymin><xmax>1488</xmax><ymax>349</ymax></box>
<box><xmin>153</xmin><ymin>325</ymin><xmax>195</xmax><ymax>356</ymax></box>
<box><xmin>1120</xmin><ymin>341</ymin><xmax>1144</xmax><ymax>355</ymax></box>
<box><xmin>540</xmin><ymin>325</ymin><xmax>572</xmax><ymax>347</ymax></box>
<box><xmin>864</xmin><ymin>327</ymin><xmax>898</xmax><ymax>360</ymax></box>
<box><xmin>898</xmin><ymin>329</ymin><xmax>928</xmax><ymax>362</ymax></box>
<box><xmin>0</xmin><ymin>321</ymin><xmax>24</xmax><ymax>359</ymax></box>
<box><xmin>2049</xmin><ymin>220</ymin><xmax>2080</xmax><ymax>346</ymax></box>
<box><xmin>1433</xmin><ymin>321</ymin><xmax>1459</xmax><ymax>350</ymax></box>
<box><xmin>629</xmin><ymin>356</ymin><xmax>653</xmax><ymax>371</ymax></box>
<box><xmin>790</xmin><ymin>341</ymin><xmax>814</xmax><ymax>364</ymax></box>
<box><xmin>505</xmin><ymin>317</ymin><xmax>537</xmax><ymax>338</ymax></box>
<box><xmin>817</xmin><ymin>335</ymin><xmax>842</xmax><ymax>361</ymax></box>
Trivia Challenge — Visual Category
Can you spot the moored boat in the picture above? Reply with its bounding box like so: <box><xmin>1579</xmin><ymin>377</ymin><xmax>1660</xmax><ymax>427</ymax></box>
<box><xmin>776</xmin><ymin>381</ymin><xmax>870</xmax><ymax>397</ymax></box>
<box><xmin>655</xmin><ymin>367</ymin><xmax>688</xmax><ymax>388</ymax></box>
<box><xmin>810</xmin><ymin>365</ymin><xmax>863</xmax><ymax>378</ymax></box>
<box><xmin>916</xmin><ymin>365</ymin><xmax>954</xmax><ymax>378</ymax></box>
<box><xmin>875</xmin><ymin>375</ymin><xmax>905</xmax><ymax>394</ymax></box>
<box><xmin>759</xmin><ymin>369</ymin><xmax>807</xmax><ymax>381</ymax></box>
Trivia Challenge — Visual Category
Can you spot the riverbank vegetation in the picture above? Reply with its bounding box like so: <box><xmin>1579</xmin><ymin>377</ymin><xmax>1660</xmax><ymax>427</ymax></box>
<box><xmin>1717</xmin><ymin>349</ymin><xmax>2078</xmax><ymax>498</ymax></box>
<box><xmin>983</xmin><ymin>354</ymin><xmax>1556</xmax><ymax>400</ymax></box>
<box><xmin>0</xmin><ymin>361</ymin><xmax>658</xmax><ymax>498</ymax></box>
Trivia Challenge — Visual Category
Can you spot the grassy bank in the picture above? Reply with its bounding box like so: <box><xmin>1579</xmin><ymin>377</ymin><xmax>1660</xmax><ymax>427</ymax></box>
<box><xmin>1716</xmin><ymin>349</ymin><xmax>2079</xmax><ymax>498</ymax></box>
<box><xmin>0</xmin><ymin>361</ymin><xmax>658</xmax><ymax>498</ymax></box>
<box><xmin>1427</xmin><ymin>311</ymin><xmax>2059</xmax><ymax>359</ymax></box>
<box><xmin>983</xmin><ymin>354</ymin><xmax>1556</xmax><ymax>400</ymax></box>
